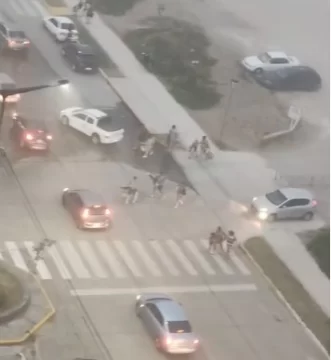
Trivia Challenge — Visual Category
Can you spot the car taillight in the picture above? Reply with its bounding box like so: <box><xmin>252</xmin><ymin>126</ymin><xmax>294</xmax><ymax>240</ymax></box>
<box><xmin>25</xmin><ymin>133</ymin><xmax>33</xmax><ymax>141</ymax></box>
<box><xmin>193</xmin><ymin>339</ymin><xmax>199</xmax><ymax>345</ymax></box>
<box><xmin>81</xmin><ymin>208</ymin><xmax>89</xmax><ymax>219</ymax></box>
<box><xmin>23</xmin><ymin>40</ymin><xmax>30</xmax><ymax>45</ymax></box>
<box><xmin>165</xmin><ymin>337</ymin><xmax>172</xmax><ymax>346</ymax></box>
<box><xmin>46</xmin><ymin>134</ymin><xmax>53</xmax><ymax>140</ymax></box>
<box><xmin>105</xmin><ymin>208</ymin><xmax>111</xmax><ymax>216</ymax></box>
<box><xmin>312</xmin><ymin>200</ymin><xmax>317</xmax><ymax>206</ymax></box>
<box><xmin>8</xmin><ymin>40</ymin><xmax>15</xmax><ymax>47</ymax></box>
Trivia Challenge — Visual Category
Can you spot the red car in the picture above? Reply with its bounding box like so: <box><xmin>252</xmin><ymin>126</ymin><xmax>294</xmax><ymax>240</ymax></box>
<box><xmin>10</xmin><ymin>113</ymin><xmax>52</xmax><ymax>151</ymax></box>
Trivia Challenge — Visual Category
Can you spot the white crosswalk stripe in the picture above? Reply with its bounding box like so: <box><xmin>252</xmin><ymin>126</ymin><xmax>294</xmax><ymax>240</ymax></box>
<box><xmin>95</xmin><ymin>240</ymin><xmax>126</xmax><ymax>278</ymax></box>
<box><xmin>77</xmin><ymin>241</ymin><xmax>108</xmax><ymax>278</ymax></box>
<box><xmin>0</xmin><ymin>239</ymin><xmax>251</xmax><ymax>280</ymax></box>
<box><xmin>3</xmin><ymin>0</ymin><xmax>49</xmax><ymax>17</ymax></box>
<box><xmin>113</xmin><ymin>240</ymin><xmax>143</xmax><ymax>277</ymax></box>
<box><xmin>149</xmin><ymin>241</ymin><xmax>180</xmax><ymax>276</ymax></box>
<box><xmin>166</xmin><ymin>240</ymin><xmax>198</xmax><ymax>276</ymax></box>
<box><xmin>5</xmin><ymin>241</ymin><xmax>29</xmax><ymax>272</ymax></box>
<box><xmin>200</xmin><ymin>240</ymin><xmax>235</xmax><ymax>275</ymax></box>
<box><xmin>184</xmin><ymin>240</ymin><xmax>216</xmax><ymax>275</ymax></box>
<box><xmin>131</xmin><ymin>241</ymin><xmax>162</xmax><ymax>277</ymax></box>
<box><xmin>59</xmin><ymin>241</ymin><xmax>91</xmax><ymax>279</ymax></box>
<box><xmin>24</xmin><ymin>241</ymin><xmax>52</xmax><ymax>280</ymax></box>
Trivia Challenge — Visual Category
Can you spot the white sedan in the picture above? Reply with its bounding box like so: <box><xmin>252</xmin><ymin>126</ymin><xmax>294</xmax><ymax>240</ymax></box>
<box><xmin>241</xmin><ymin>51</ymin><xmax>300</xmax><ymax>73</ymax></box>
<box><xmin>60</xmin><ymin>107</ymin><xmax>124</xmax><ymax>144</ymax></box>
<box><xmin>43</xmin><ymin>16</ymin><xmax>78</xmax><ymax>42</ymax></box>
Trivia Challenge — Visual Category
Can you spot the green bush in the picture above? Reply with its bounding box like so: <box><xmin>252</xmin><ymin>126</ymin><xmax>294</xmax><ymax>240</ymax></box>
<box><xmin>307</xmin><ymin>227</ymin><xmax>330</xmax><ymax>278</ymax></box>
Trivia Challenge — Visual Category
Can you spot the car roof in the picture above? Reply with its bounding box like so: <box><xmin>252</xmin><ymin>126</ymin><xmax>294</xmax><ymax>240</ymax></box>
<box><xmin>1</xmin><ymin>23</ymin><xmax>23</xmax><ymax>31</ymax></box>
<box><xmin>17</xmin><ymin>116</ymin><xmax>47</xmax><ymax>129</ymax></box>
<box><xmin>153</xmin><ymin>299</ymin><xmax>187</xmax><ymax>321</ymax></box>
<box><xmin>279</xmin><ymin>187</ymin><xmax>313</xmax><ymax>200</ymax></box>
<box><xmin>73</xmin><ymin>43</ymin><xmax>94</xmax><ymax>54</ymax></box>
<box><xmin>53</xmin><ymin>16</ymin><xmax>73</xmax><ymax>23</ymax></box>
<box><xmin>84</xmin><ymin>109</ymin><xmax>107</xmax><ymax>118</ymax></box>
<box><xmin>73</xmin><ymin>189</ymin><xmax>106</xmax><ymax>205</ymax></box>
<box><xmin>266</xmin><ymin>51</ymin><xmax>288</xmax><ymax>59</ymax></box>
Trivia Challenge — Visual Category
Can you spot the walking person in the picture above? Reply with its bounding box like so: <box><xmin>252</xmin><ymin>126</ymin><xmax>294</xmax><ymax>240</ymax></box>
<box><xmin>188</xmin><ymin>139</ymin><xmax>199</xmax><ymax>159</ymax></box>
<box><xmin>85</xmin><ymin>4</ymin><xmax>94</xmax><ymax>24</ymax></box>
<box><xmin>133</xmin><ymin>126</ymin><xmax>149</xmax><ymax>152</ymax></box>
<box><xmin>149</xmin><ymin>173</ymin><xmax>166</xmax><ymax>197</ymax></box>
<box><xmin>141</xmin><ymin>135</ymin><xmax>156</xmax><ymax>158</ymax></box>
<box><xmin>215</xmin><ymin>226</ymin><xmax>225</xmax><ymax>252</ymax></box>
<box><xmin>166</xmin><ymin>125</ymin><xmax>178</xmax><ymax>151</ymax></box>
<box><xmin>174</xmin><ymin>184</ymin><xmax>186</xmax><ymax>208</ymax></box>
<box><xmin>121</xmin><ymin>176</ymin><xmax>138</xmax><ymax>204</ymax></box>
<box><xmin>200</xmin><ymin>135</ymin><xmax>213</xmax><ymax>160</ymax></box>
<box><xmin>73</xmin><ymin>0</ymin><xmax>84</xmax><ymax>14</ymax></box>
<box><xmin>208</xmin><ymin>232</ymin><xmax>218</xmax><ymax>254</ymax></box>
<box><xmin>157</xmin><ymin>3</ymin><xmax>165</xmax><ymax>16</ymax></box>
<box><xmin>225</xmin><ymin>230</ymin><xmax>237</xmax><ymax>257</ymax></box>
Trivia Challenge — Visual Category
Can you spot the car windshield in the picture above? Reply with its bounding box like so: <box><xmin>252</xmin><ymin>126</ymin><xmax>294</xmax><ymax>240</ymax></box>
<box><xmin>61</xmin><ymin>22</ymin><xmax>75</xmax><ymax>30</ymax></box>
<box><xmin>78</xmin><ymin>53</ymin><xmax>95</xmax><ymax>61</ymax></box>
<box><xmin>9</xmin><ymin>31</ymin><xmax>26</xmax><ymax>38</ymax></box>
<box><xmin>258</xmin><ymin>52</ymin><xmax>271</xmax><ymax>63</ymax></box>
<box><xmin>167</xmin><ymin>321</ymin><xmax>192</xmax><ymax>334</ymax></box>
<box><xmin>97</xmin><ymin>116</ymin><xmax>113</xmax><ymax>131</ymax></box>
<box><xmin>265</xmin><ymin>190</ymin><xmax>288</xmax><ymax>205</ymax></box>
<box><xmin>0</xmin><ymin>82</ymin><xmax>15</xmax><ymax>90</ymax></box>
<box><xmin>89</xmin><ymin>206</ymin><xmax>107</xmax><ymax>215</ymax></box>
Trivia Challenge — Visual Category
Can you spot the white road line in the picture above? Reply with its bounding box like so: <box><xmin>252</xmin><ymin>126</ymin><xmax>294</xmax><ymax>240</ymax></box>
<box><xmin>5</xmin><ymin>241</ymin><xmax>28</xmax><ymax>272</ymax></box>
<box><xmin>59</xmin><ymin>241</ymin><xmax>91</xmax><ymax>279</ymax></box>
<box><xmin>131</xmin><ymin>241</ymin><xmax>162</xmax><ymax>277</ymax></box>
<box><xmin>95</xmin><ymin>240</ymin><xmax>126</xmax><ymax>278</ymax></box>
<box><xmin>13</xmin><ymin>0</ymin><xmax>40</xmax><ymax>16</ymax></box>
<box><xmin>200</xmin><ymin>240</ymin><xmax>234</xmax><ymax>275</ymax></box>
<box><xmin>229</xmin><ymin>253</ymin><xmax>251</xmax><ymax>275</ymax></box>
<box><xmin>31</xmin><ymin>0</ymin><xmax>49</xmax><ymax>17</ymax></box>
<box><xmin>149</xmin><ymin>241</ymin><xmax>180</xmax><ymax>276</ymax></box>
<box><xmin>47</xmin><ymin>246</ymin><xmax>71</xmax><ymax>279</ymax></box>
<box><xmin>70</xmin><ymin>284</ymin><xmax>258</xmax><ymax>297</ymax></box>
<box><xmin>8</xmin><ymin>0</ymin><xmax>25</xmax><ymax>16</ymax></box>
<box><xmin>113</xmin><ymin>241</ymin><xmax>143</xmax><ymax>277</ymax></box>
<box><xmin>166</xmin><ymin>240</ymin><xmax>198</xmax><ymax>276</ymax></box>
<box><xmin>183</xmin><ymin>240</ymin><xmax>216</xmax><ymax>275</ymax></box>
<box><xmin>24</xmin><ymin>241</ymin><xmax>52</xmax><ymax>280</ymax></box>
<box><xmin>77</xmin><ymin>241</ymin><xmax>108</xmax><ymax>278</ymax></box>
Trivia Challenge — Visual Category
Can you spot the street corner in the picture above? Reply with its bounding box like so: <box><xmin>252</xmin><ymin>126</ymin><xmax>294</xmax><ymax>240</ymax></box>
<box><xmin>41</xmin><ymin>0</ymin><xmax>71</xmax><ymax>16</ymax></box>
<box><xmin>0</xmin><ymin>263</ymin><xmax>55</xmax><ymax>346</ymax></box>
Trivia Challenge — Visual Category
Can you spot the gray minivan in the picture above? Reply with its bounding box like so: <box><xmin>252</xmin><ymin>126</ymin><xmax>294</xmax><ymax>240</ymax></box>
<box><xmin>135</xmin><ymin>293</ymin><xmax>200</xmax><ymax>354</ymax></box>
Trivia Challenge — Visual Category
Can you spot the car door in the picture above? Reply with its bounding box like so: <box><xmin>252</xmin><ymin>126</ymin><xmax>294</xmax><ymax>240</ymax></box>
<box><xmin>70</xmin><ymin>112</ymin><xmax>88</xmax><ymax>132</ymax></box>
<box><xmin>84</xmin><ymin>116</ymin><xmax>96</xmax><ymax>136</ymax></box>
<box><xmin>141</xmin><ymin>303</ymin><xmax>164</xmax><ymax>339</ymax></box>
<box><xmin>48</xmin><ymin>18</ymin><xmax>58</xmax><ymax>35</ymax></box>
<box><xmin>289</xmin><ymin>198</ymin><xmax>310</xmax><ymax>218</ymax></box>
<box><xmin>277</xmin><ymin>199</ymin><xmax>301</xmax><ymax>219</ymax></box>
<box><xmin>68</xmin><ymin>193</ymin><xmax>83</xmax><ymax>220</ymax></box>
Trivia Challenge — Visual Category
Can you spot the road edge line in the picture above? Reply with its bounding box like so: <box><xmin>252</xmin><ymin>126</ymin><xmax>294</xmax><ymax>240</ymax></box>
<box><xmin>240</xmin><ymin>243</ymin><xmax>329</xmax><ymax>357</ymax></box>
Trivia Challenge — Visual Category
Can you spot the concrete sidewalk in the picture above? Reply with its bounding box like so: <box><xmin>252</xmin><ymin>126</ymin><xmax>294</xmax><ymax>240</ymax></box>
<box><xmin>62</xmin><ymin>0</ymin><xmax>329</xmax><ymax>317</ymax></box>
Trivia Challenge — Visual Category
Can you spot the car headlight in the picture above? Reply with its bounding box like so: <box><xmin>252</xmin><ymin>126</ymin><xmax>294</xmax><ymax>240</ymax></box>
<box><xmin>257</xmin><ymin>209</ymin><xmax>268</xmax><ymax>220</ymax></box>
<box><xmin>136</xmin><ymin>295</ymin><xmax>141</xmax><ymax>301</ymax></box>
<box><xmin>252</xmin><ymin>197</ymin><xmax>257</xmax><ymax>201</ymax></box>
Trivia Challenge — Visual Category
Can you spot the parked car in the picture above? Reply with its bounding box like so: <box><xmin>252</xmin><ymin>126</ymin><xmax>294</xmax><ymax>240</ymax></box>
<box><xmin>241</xmin><ymin>51</ymin><xmax>300</xmax><ymax>73</ymax></box>
<box><xmin>61</xmin><ymin>42</ymin><xmax>98</xmax><ymax>73</ymax></box>
<box><xmin>43</xmin><ymin>16</ymin><xmax>78</xmax><ymax>42</ymax></box>
<box><xmin>135</xmin><ymin>293</ymin><xmax>199</xmax><ymax>354</ymax></box>
<box><xmin>62</xmin><ymin>188</ymin><xmax>112</xmax><ymax>229</ymax></box>
<box><xmin>0</xmin><ymin>73</ymin><xmax>20</xmax><ymax>103</ymax></box>
<box><xmin>250</xmin><ymin>187</ymin><xmax>317</xmax><ymax>221</ymax></box>
<box><xmin>10</xmin><ymin>113</ymin><xmax>52</xmax><ymax>151</ymax></box>
<box><xmin>253</xmin><ymin>66</ymin><xmax>321</xmax><ymax>91</ymax></box>
<box><xmin>0</xmin><ymin>22</ymin><xmax>30</xmax><ymax>54</ymax></box>
<box><xmin>59</xmin><ymin>107</ymin><xmax>124</xmax><ymax>144</ymax></box>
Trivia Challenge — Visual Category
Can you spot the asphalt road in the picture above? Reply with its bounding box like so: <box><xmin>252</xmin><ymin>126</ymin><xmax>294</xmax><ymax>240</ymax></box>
<box><xmin>0</xmin><ymin>2</ymin><xmax>328</xmax><ymax>360</ymax></box>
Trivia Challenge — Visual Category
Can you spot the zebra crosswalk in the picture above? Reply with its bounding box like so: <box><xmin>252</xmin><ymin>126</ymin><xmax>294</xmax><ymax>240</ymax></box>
<box><xmin>0</xmin><ymin>239</ymin><xmax>252</xmax><ymax>281</ymax></box>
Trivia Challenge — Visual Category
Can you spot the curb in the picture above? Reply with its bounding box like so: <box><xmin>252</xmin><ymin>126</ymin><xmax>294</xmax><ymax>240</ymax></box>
<box><xmin>0</xmin><ymin>265</ymin><xmax>31</xmax><ymax>324</ymax></box>
<box><xmin>0</xmin><ymin>274</ymin><xmax>56</xmax><ymax>346</ymax></box>
<box><xmin>239</xmin><ymin>243</ymin><xmax>329</xmax><ymax>357</ymax></box>
<box><xmin>42</xmin><ymin>0</ymin><xmax>71</xmax><ymax>16</ymax></box>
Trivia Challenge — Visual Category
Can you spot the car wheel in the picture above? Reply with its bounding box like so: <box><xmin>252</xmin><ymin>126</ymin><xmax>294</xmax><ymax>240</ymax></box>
<box><xmin>302</xmin><ymin>212</ymin><xmax>313</xmax><ymax>221</ymax></box>
<box><xmin>267</xmin><ymin>214</ymin><xmax>277</xmax><ymax>222</ymax></box>
<box><xmin>61</xmin><ymin>115</ymin><xmax>69</xmax><ymax>125</ymax></box>
<box><xmin>91</xmin><ymin>134</ymin><xmax>100</xmax><ymax>144</ymax></box>
<box><xmin>254</xmin><ymin>68</ymin><xmax>263</xmax><ymax>74</ymax></box>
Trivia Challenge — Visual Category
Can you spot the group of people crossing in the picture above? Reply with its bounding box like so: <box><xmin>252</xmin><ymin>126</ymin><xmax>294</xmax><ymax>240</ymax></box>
<box><xmin>208</xmin><ymin>226</ymin><xmax>237</xmax><ymax>257</ymax></box>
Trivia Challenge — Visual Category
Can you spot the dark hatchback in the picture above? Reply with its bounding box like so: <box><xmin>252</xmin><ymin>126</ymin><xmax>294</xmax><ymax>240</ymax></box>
<box><xmin>62</xmin><ymin>188</ymin><xmax>112</xmax><ymax>230</ymax></box>
<box><xmin>10</xmin><ymin>114</ymin><xmax>52</xmax><ymax>151</ymax></box>
<box><xmin>254</xmin><ymin>66</ymin><xmax>322</xmax><ymax>91</ymax></box>
<box><xmin>61</xmin><ymin>42</ymin><xmax>98</xmax><ymax>73</ymax></box>
<box><xmin>0</xmin><ymin>23</ymin><xmax>30</xmax><ymax>54</ymax></box>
